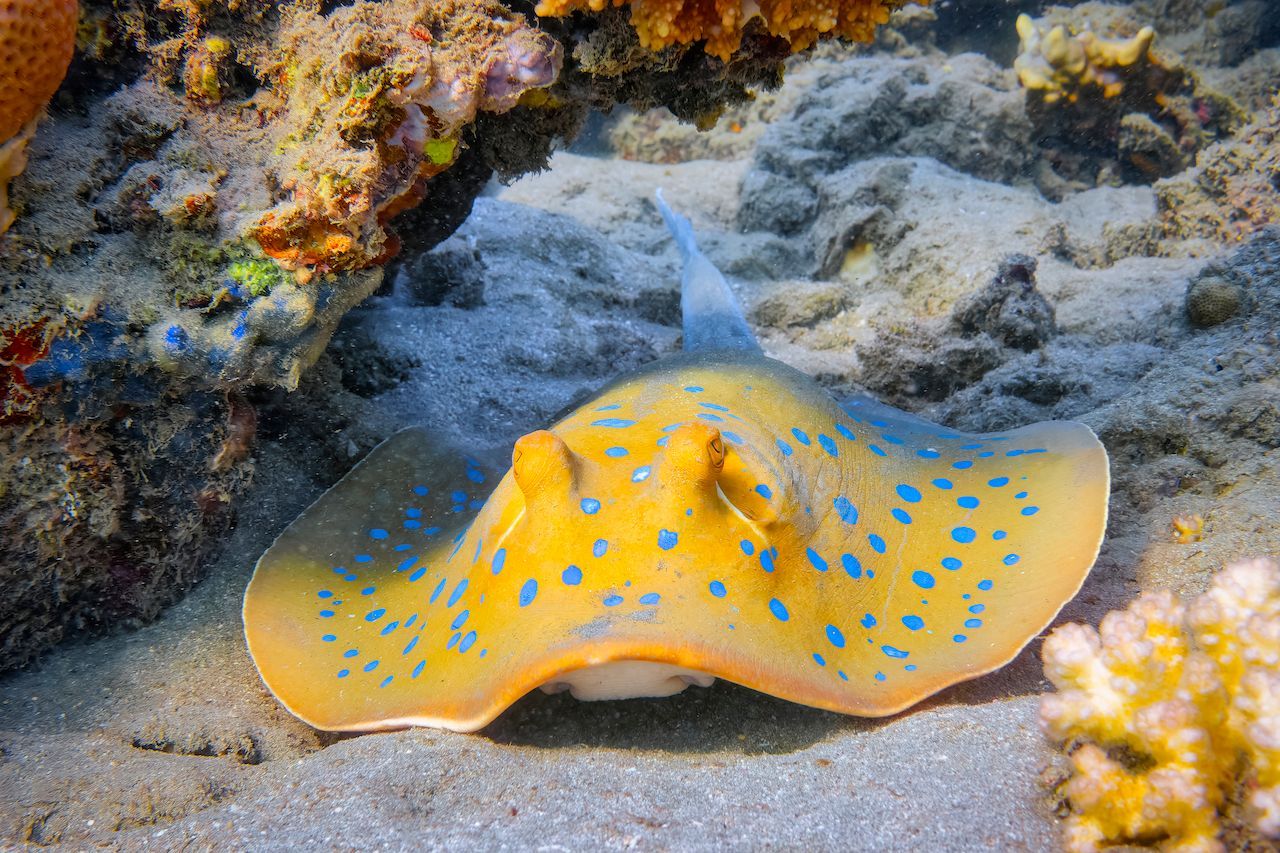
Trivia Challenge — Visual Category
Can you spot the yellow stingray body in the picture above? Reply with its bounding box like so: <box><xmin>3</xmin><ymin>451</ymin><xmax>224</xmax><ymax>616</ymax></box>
<box><xmin>244</xmin><ymin>347</ymin><xmax>1108</xmax><ymax>732</ymax></box>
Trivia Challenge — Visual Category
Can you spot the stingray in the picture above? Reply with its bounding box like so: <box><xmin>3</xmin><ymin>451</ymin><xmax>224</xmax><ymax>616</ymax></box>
<box><xmin>244</xmin><ymin>193</ymin><xmax>1109</xmax><ymax>732</ymax></box>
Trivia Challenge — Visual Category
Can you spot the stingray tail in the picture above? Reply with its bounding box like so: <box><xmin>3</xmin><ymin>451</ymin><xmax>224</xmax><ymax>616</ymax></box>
<box><xmin>655</xmin><ymin>189</ymin><xmax>760</xmax><ymax>353</ymax></box>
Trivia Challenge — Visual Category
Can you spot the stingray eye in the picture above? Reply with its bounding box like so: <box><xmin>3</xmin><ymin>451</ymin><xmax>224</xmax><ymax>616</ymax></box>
<box><xmin>707</xmin><ymin>435</ymin><xmax>725</xmax><ymax>469</ymax></box>
<box><xmin>512</xmin><ymin>430</ymin><xmax>573</xmax><ymax>498</ymax></box>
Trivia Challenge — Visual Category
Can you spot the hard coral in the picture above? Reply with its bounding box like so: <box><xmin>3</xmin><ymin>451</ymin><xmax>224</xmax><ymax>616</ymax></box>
<box><xmin>0</xmin><ymin>0</ymin><xmax>78</xmax><ymax>232</ymax></box>
<box><xmin>1014</xmin><ymin>13</ymin><xmax>1154</xmax><ymax>105</ymax></box>
<box><xmin>534</xmin><ymin>0</ymin><xmax>907</xmax><ymax>62</ymax></box>
<box><xmin>1040</xmin><ymin>557</ymin><xmax>1280</xmax><ymax>852</ymax></box>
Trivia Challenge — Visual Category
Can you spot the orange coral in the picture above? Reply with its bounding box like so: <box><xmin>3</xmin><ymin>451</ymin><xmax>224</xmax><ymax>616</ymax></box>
<box><xmin>534</xmin><ymin>0</ymin><xmax>903</xmax><ymax>62</ymax></box>
<box><xmin>0</xmin><ymin>0</ymin><xmax>78</xmax><ymax>233</ymax></box>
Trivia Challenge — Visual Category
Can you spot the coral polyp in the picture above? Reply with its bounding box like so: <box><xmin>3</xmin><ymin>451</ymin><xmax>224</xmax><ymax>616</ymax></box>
<box><xmin>1040</xmin><ymin>558</ymin><xmax>1280</xmax><ymax>851</ymax></box>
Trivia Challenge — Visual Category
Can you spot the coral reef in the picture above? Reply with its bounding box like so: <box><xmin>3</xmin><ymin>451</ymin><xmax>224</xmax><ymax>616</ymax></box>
<box><xmin>0</xmin><ymin>0</ymin><xmax>78</xmax><ymax>233</ymax></box>
<box><xmin>1040</xmin><ymin>557</ymin><xmax>1280</xmax><ymax>852</ymax></box>
<box><xmin>535</xmin><ymin>0</ymin><xmax>906</xmax><ymax>62</ymax></box>
<box><xmin>1014</xmin><ymin>5</ymin><xmax>1246</xmax><ymax>185</ymax></box>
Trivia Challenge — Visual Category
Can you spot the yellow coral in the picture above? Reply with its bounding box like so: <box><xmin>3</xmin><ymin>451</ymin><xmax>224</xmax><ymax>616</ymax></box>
<box><xmin>1040</xmin><ymin>558</ymin><xmax>1280</xmax><ymax>851</ymax></box>
<box><xmin>534</xmin><ymin>0</ymin><xmax>904</xmax><ymax>62</ymax></box>
<box><xmin>1172</xmin><ymin>513</ymin><xmax>1204</xmax><ymax>544</ymax></box>
<box><xmin>1014</xmin><ymin>13</ymin><xmax>1155</xmax><ymax>104</ymax></box>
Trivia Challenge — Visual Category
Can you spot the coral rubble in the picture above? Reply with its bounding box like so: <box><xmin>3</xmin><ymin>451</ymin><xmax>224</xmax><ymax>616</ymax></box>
<box><xmin>0</xmin><ymin>0</ymin><xmax>78</xmax><ymax>233</ymax></box>
<box><xmin>1041</xmin><ymin>557</ymin><xmax>1280</xmax><ymax>851</ymax></box>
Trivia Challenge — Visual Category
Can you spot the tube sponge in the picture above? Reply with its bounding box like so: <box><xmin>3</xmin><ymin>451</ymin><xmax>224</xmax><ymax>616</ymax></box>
<box><xmin>534</xmin><ymin>0</ymin><xmax>902</xmax><ymax>62</ymax></box>
<box><xmin>1040</xmin><ymin>557</ymin><xmax>1280</xmax><ymax>852</ymax></box>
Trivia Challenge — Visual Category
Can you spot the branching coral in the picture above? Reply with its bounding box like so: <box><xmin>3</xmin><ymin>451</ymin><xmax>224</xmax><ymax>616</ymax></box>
<box><xmin>1040</xmin><ymin>557</ymin><xmax>1280</xmax><ymax>852</ymax></box>
<box><xmin>1014</xmin><ymin>13</ymin><xmax>1155</xmax><ymax>104</ymax></box>
<box><xmin>534</xmin><ymin>0</ymin><xmax>907</xmax><ymax>62</ymax></box>
<box><xmin>0</xmin><ymin>0</ymin><xmax>78</xmax><ymax>233</ymax></box>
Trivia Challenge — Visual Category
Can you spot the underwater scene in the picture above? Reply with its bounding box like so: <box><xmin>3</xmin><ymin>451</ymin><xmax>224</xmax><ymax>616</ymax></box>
<box><xmin>1</xmin><ymin>0</ymin><xmax>1278</xmax><ymax>848</ymax></box>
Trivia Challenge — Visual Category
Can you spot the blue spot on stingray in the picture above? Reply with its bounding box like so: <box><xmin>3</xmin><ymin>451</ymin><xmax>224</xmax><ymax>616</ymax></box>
<box><xmin>1016</xmin><ymin>491</ymin><xmax>1029</xmax><ymax>499</ymax></box>
<box><xmin>423</xmin><ymin>526</ymin><xmax>441</xmax><ymax>536</ymax></box>
<box><xmin>1004</xmin><ymin>553</ymin><xmax>1021</xmax><ymax>565</ymax></box>
<box><xmin>447</xmin><ymin>579</ymin><xmax>468</xmax><ymax>607</ymax></box>
<box><xmin>875</xmin><ymin>672</ymin><xmax>886</xmax><ymax>682</ymax></box>
<box><xmin>596</xmin><ymin>403</ymin><xmax>622</xmax><ymax>411</ymax></box>
<box><xmin>380</xmin><ymin>621</ymin><xmax>400</xmax><ymax>636</ymax></box>
<box><xmin>882</xmin><ymin>646</ymin><xmax>909</xmax><ymax>659</ymax></box>
<box><xmin>658</xmin><ymin>529</ymin><xmax>678</xmax><ymax>550</ymax></box>
<box><xmin>868</xmin><ymin>534</ymin><xmax>886</xmax><ymax>554</ymax></box>
<box><xmin>952</xmin><ymin>460</ymin><xmax>973</xmax><ymax>470</ymax></box>
<box><xmin>451</xmin><ymin>490</ymin><xmax>466</xmax><ymax>503</ymax></box>
<box><xmin>450</xmin><ymin>610</ymin><xmax>470</xmax><ymax>630</ymax></box>
<box><xmin>343</xmin><ymin>649</ymin><xmax>359</xmax><ymax>658</ymax></box>
<box><xmin>396</xmin><ymin>557</ymin><xmax>416</xmax><ymax>573</ymax></box>
<box><xmin>562</xmin><ymin>565</ymin><xmax>582</xmax><ymax>585</ymax></box>
<box><xmin>403</xmin><ymin>636</ymin><xmax>419</xmax><ymax>655</ymax></box>
<box><xmin>581</xmin><ymin>498</ymin><xmax>601</xmax><ymax>515</ymax></box>
<box><xmin>740</xmin><ymin>540</ymin><xmax>755</xmax><ymax>556</ymax></box>
<box><xmin>491</xmin><ymin>548</ymin><xmax>507</xmax><ymax>575</ymax></box>
<box><xmin>363</xmin><ymin>660</ymin><xmax>379</xmax><ymax>672</ymax></box>
<box><xmin>519</xmin><ymin>579</ymin><xmax>538</xmax><ymax>607</ymax></box>
<box><xmin>813</xmin><ymin>653</ymin><xmax>826</xmax><ymax>667</ymax></box>
<box><xmin>466</xmin><ymin>468</ymin><xmax>484</xmax><ymax>484</ymax></box>
<box><xmin>354</xmin><ymin>555</ymin><xmax>373</xmax><ymax>564</ymax></box>
<box><xmin>605</xmin><ymin>446</ymin><xmax>629</xmax><ymax>457</ymax></box>
<box><xmin>826</xmin><ymin>625</ymin><xmax>846</xmax><ymax>648</ymax></box>
<box><xmin>953</xmin><ymin>634</ymin><xmax>968</xmax><ymax>643</ymax></box>
<box><xmin>603</xmin><ymin>594</ymin><xmax>624</xmax><ymax>607</ymax></box>
<box><xmin>952</xmin><ymin>526</ymin><xmax>977</xmax><ymax>544</ymax></box>
<box><xmin>459</xmin><ymin>631</ymin><xmax>477</xmax><ymax>653</ymax></box>
<box><xmin>723</xmin><ymin>431</ymin><xmax>744</xmax><ymax>444</ymax></box>
<box><xmin>379</xmin><ymin>675</ymin><xmax>394</xmax><ymax>688</ymax></box>
<box><xmin>916</xmin><ymin>449</ymin><xmax>941</xmax><ymax>459</ymax></box>
<box><xmin>932</xmin><ymin>478</ymin><xmax>953</xmax><ymax>490</ymax></box>
<box><xmin>364</xmin><ymin>608</ymin><xmax>385</xmax><ymax>622</ymax></box>
<box><xmin>413</xmin><ymin>485</ymin><xmax>429</xmax><ymax>496</ymax></box>
<box><xmin>912</xmin><ymin>571</ymin><xmax>936</xmax><ymax>589</ymax></box>
<box><xmin>318</xmin><ymin>590</ymin><xmax>333</xmax><ymax>598</ymax></box>
<box><xmin>965</xmin><ymin>619</ymin><xmax>983</xmax><ymax>629</ymax></box>
<box><xmin>834</xmin><ymin>496</ymin><xmax>858</xmax><ymax>525</ymax></box>
<box><xmin>993</xmin><ymin>530</ymin><xmax>1008</xmax><ymax>540</ymax></box>
<box><xmin>662</xmin><ymin>423</ymin><xmax>685</xmax><ymax>433</ymax></box>
<box><xmin>969</xmin><ymin>603</ymin><xmax>986</xmax><ymax>613</ymax></box>
<box><xmin>988</xmin><ymin>477</ymin><xmax>1009</xmax><ymax>487</ymax></box>
<box><xmin>593</xmin><ymin>539</ymin><xmax>608</xmax><ymax>557</ymax></box>
<box><xmin>319</xmin><ymin>610</ymin><xmax>335</xmax><ymax>618</ymax></box>
<box><xmin>776</xmin><ymin>438</ymin><xmax>794</xmax><ymax>457</ymax></box>
<box><xmin>322</xmin><ymin>634</ymin><xmax>336</xmax><ymax>642</ymax></box>
<box><xmin>957</xmin><ymin>496</ymin><xmax>980</xmax><ymax>509</ymax></box>
<box><xmin>709</xmin><ymin>580</ymin><xmax>727</xmax><ymax>598</ymax></box>
<box><xmin>655</xmin><ymin>437</ymin><xmax>670</xmax><ymax>447</ymax></box>
<box><xmin>683</xmin><ymin>385</ymin><xmax>703</xmax><ymax>392</ymax></box>
<box><xmin>369</xmin><ymin>528</ymin><xmax>388</xmax><ymax>540</ymax></box>
<box><xmin>891</xmin><ymin>508</ymin><xmax>912</xmax><ymax>525</ymax></box>
<box><xmin>978</xmin><ymin>579</ymin><xmax>994</xmax><ymax>591</ymax></box>
<box><xmin>447</xmin><ymin>633</ymin><xmax>460</xmax><ymax>650</ymax></box>
<box><xmin>755</xmin><ymin>484</ymin><xmax>773</xmax><ymax>499</ymax></box>
<box><xmin>698</xmin><ymin>413</ymin><xmax>724</xmax><ymax>423</ymax></box>
<box><xmin>403</xmin><ymin>520</ymin><xmax>421</xmax><ymax>530</ymax></box>
<box><xmin>429</xmin><ymin>578</ymin><xmax>447</xmax><ymax>604</ymax></box>
<box><xmin>592</xmin><ymin>418</ymin><xmax>636</xmax><ymax>428</ymax></box>
<box><xmin>835</xmin><ymin>423</ymin><xmax>857</xmax><ymax>441</ymax></box>
<box><xmin>412</xmin><ymin>661</ymin><xmax>425</xmax><ymax>678</ymax></box>
<box><xmin>881</xmin><ymin>434</ymin><xmax>905</xmax><ymax>445</ymax></box>
<box><xmin>760</xmin><ymin>548</ymin><xmax>776</xmax><ymax>573</ymax></box>
<box><xmin>861</xmin><ymin>613</ymin><xmax>877</xmax><ymax>628</ymax></box>
<box><xmin>700</xmin><ymin>402</ymin><xmax>730</xmax><ymax>412</ymax></box>
<box><xmin>905</xmin><ymin>665</ymin><xmax>918</xmax><ymax>672</ymax></box>
<box><xmin>896</xmin><ymin>484</ymin><xmax>922</xmax><ymax>503</ymax></box>
<box><xmin>405</xmin><ymin>508</ymin><xmax>422</xmax><ymax>519</ymax></box>
<box><xmin>806</xmin><ymin>548</ymin><xmax>828</xmax><ymax>572</ymax></box>
<box><xmin>1021</xmin><ymin>506</ymin><xmax>1040</xmax><ymax>516</ymax></box>
<box><xmin>631</xmin><ymin>466</ymin><xmax>651</xmax><ymax>482</ymax></box>
<box><xmin>842</xmin><ymin>553</ymin><xmax>862</xmax><ymax>578</ymax></box>
<box><xmin>818</xmin><ymin>434</ymin><xmax>839</xmax><ymax>457</ymax></box>
<box><xmin>639</xmin><ymin>593</ymin><xmax>661</xmax><ymax>605</ymax></box>
<box><xmin>337</xmin><ymin>669</ymin><xmax>349</xmax><ymax>679</ymax></box>
<box><xmin>869</xmin><ymin>444</ymin><xmax>887</xmax><ymax>457</ymax></box>
<box><xmin>769</xmin><ymin>598</ymin><xmax>790</xmax><ymax>621</ymax></box>
<box><xmin>941</xmin><ymin>557</ymin><xmax>962</xmax><ymax>571</ymax></box>
<box><xmin>902</xmin><ymin>615</ymin><xmax>924</xmax><ymax>631</ymax></box>
<box><xmin>343</xmin><ymin>573</ymin><xmax>358</xmax><ymax>583</ymax></box>
<box><xmin>791</xmin><ymin>428</ymin><xmax>811</xmax><ymax>446</ymax></box>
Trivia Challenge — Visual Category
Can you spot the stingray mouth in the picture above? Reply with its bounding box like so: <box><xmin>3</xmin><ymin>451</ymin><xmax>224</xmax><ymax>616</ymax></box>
<box><xmin>537</xmin><ymin>660</ymin><xmax>717</xmax><ymax>701</ymax></box>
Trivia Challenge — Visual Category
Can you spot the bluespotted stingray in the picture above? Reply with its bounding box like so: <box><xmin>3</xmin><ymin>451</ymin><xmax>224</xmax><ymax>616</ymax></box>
<box><xmin>244</xmin><ymin>192</ymin><xmax>1110</xmax><ymax>732</ymax></box>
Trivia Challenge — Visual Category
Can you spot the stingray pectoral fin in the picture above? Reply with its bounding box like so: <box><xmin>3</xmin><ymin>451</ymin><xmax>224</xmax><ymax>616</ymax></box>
<box><xmin>242</xmin><ymin>427</ymin><xmax>503</xmax><ymax>730</ymax></box>
<box><xmin>827</xmin><ymin>417</ymin><xmax>1109</xmax><ymax>715</ymax></box>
